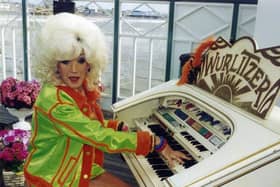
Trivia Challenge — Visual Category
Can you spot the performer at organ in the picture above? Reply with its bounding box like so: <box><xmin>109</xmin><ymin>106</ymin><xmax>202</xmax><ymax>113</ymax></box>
<box><xmin>23</xmin><ymin>13</ymin><xmax>188</xmax><ymax>187</ymax></box>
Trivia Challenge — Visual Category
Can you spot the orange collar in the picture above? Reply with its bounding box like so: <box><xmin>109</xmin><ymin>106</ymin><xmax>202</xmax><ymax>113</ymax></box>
<box><xmin>56</xmin><ymin>84</ymin><xmax>104</xmax><ymax>123</ymax></box>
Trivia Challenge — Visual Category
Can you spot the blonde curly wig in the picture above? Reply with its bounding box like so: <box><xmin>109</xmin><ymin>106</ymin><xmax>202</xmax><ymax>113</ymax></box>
<box><xmin>32</xmin><ymin>13</ymin><xmax>108</xmax><ymax>90</ymax></box>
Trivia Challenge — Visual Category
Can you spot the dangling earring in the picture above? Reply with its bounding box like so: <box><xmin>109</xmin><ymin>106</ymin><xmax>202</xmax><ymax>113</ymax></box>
<box><xmin>87</xmin><ymin>64</ymin><xmax>91</xmax><ymax>72</ymax></box>
<box><xmin>56</xmin><ymin>64</ymin><xmax>61</xmax><ymax>78</ymax></box>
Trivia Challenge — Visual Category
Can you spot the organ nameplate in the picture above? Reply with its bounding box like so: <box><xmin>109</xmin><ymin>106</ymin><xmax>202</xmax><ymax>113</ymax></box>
<box><xmin>195</xmin><ymin>36</ymin><xmax>280</xmax><ymax>119</ymax></box>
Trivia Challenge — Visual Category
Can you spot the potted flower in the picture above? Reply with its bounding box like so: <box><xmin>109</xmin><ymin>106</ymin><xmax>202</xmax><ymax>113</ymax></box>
<box><xmin>0</xmin><ymin>129</ymin><xmax>31</xmax><ymax>186</ymax></box>
<box><xmin>0</xmin><ymin>77</ymin><xmax>40</xmax><ymax>130</ymax></box>
<box><xmin>0</xmin><ymin>77</ymin><xmax>40</xmax><ymax>109</ymax></box>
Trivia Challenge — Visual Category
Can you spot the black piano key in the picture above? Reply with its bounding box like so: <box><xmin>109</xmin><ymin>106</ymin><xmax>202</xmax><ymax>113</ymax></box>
<box><xmin>181</xmin><ymin>150</ymin><xmax>191</xmax><ymax>156</ymax></box>
<box><xmin>156</xmin><ymin>170</ymin><xmax>173</xmax><ymax>177</ymax></box>
<box><xmin>148</xmin><ymin>124</ymin><xmax>164</xmax><ymax>131</ymax></box>
<box><xmin>191</xmin><ymin>140</ymin><xmax>200</xmax><ymax>145</ymax></box>
<box><xmin>165</xmin><ymin>136</ymin><xmax>177</xmax><ymax>144</ymax></box>
<box><xmin>183</xmin><ymin>159</ymin><xmax>197</xmax><ymax>168</ymax></box>
<box><xmin>196</xmin><ymin>145</ymin><xmax>208</xmax><ymax>151</ymax></box>
<box><xmin>150</xmin><ymin>130</ymin><xmax>162</xmax><ymax>135</ymax></box>
<box><xmin>170</xmin><ymin>144</ymin><xmax>184</xmax><ymax>151</ymax></box>
<box><xmin>180</xmin><ymin>131</ymin><xmax>189</xmax><ymax>136</ymax></box>
<box><xmin>184</xmin><ymin>135</ymin><xmax>195</xmax><ymax>141</ymax></box>
<box><xmin>152</xmin><ymin>165</ymin><xmax>170</xmax><ymax>170</ymax></box>
<box><xmin>147</xmin><ymin>158</ymin><xmax>165</xmax><ymax>165</ymax></box>
<box><xmin>146</xmin><ymin>152</ymin><xmax>160</xmax><ymax>158</ymax></box>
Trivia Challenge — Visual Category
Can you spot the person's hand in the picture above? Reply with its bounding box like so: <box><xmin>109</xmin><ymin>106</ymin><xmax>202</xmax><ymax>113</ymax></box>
<box><xmin>154</xmin><ymin>136</ymin><xmax>191</xmax><ymax>167</ymax></box>
<box><xmin>160</xmin><ymin>144</ymin><xmax>190</xmax><ymax>168</ymax></box>
<box><xmin>117</xmin><ymin>121</ymin><xmax>129</xmax><ymax>132</ymax></box>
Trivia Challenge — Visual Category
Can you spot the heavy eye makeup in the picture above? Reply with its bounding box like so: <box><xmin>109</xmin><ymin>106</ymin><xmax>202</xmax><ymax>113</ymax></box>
<box><xmin>58</xmin><ymin>55</ymin><xmax>86</xmax><ymax>65</ymax></box>
<box><xmin>77</xmin><ymin>56</ymin><xmax>86</xmax><ymax>64</ymax></box>
<box><xmin>59</xmin><ymin>60</ymin><xmax>70</xmax><ymax>65</ymax></box>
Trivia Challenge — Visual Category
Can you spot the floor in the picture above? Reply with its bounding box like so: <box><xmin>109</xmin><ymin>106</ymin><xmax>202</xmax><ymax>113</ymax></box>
<box><xmin>104</xmin><ymin>153</ymin><xmax>139</xmax><ymax>187</ymax></box>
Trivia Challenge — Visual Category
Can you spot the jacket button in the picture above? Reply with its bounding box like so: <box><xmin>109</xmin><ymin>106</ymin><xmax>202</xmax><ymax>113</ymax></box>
<box><xmin>83</xmin><ymin>174</ymin><xmax>88</xmax><ymax>179</ymax></box>
<box><xmin>86</xmin><ymin>151</ymin><xmax>91</xmax><ymax>156</ymax></box>
<box><xmin>89</xmin><ymin>113</ymin><xmax>95</xmax><ymax>119</ymax></box>
<box><xmin>82</xmin><ymin>107</ymin><xmax>88</xmax><ymax>112</ymax></box>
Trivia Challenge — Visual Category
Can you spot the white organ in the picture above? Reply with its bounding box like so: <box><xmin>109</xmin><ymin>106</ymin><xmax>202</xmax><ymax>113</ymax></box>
<box><xmin>111</xmin><ymin>37</ymin><xmax>280</xmax><ymax>187</ymax></box>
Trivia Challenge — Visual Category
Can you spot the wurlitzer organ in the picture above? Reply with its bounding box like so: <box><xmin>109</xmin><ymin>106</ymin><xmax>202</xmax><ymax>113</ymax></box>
<box><xmin>112</xmin><ymin>37</ymin><xmax>280</xmax><ymax>187</ymax></box>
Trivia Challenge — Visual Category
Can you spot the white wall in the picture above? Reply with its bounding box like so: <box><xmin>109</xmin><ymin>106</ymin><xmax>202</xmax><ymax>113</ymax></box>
<box><xmin>254</xmin><ymin>0</ymin><xmax>280</xmax><ymax>48</ymax></box>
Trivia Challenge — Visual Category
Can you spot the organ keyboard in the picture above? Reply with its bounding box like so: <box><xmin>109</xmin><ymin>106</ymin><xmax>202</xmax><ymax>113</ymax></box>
<box><xmin>112</xmin><ymin>80</ymin><xmax>280</xmax><ymax>187</ymax></box>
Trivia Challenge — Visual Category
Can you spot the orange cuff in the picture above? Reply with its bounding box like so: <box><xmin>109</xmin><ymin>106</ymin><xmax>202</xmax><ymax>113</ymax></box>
<box><xmin>107</xmin><ymin>120</ymin><xmax>119</xmax><ymax>130</ymax></box>
<box><xmin>135</xmin><ymin>131</ymin><xmax>152</xmax><ymax>156</ymax></box>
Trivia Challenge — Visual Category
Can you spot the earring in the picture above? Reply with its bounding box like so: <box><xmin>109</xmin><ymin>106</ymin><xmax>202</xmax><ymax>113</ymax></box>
<box><xmin>87</xmin><ymin>64</ymin><xmax>91</xmax><ymax>72</ymax></box>
<box><xmin>56</xmin><ymin>64</ymin><xmax>60</xmax><ymax>74</ymax></box>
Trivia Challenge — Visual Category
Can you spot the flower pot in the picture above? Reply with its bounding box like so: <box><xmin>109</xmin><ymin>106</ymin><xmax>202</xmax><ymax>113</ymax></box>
<box><xmin>6</xmin><ymin>108</ymin><xmax>32</xmax><ymax>131</ymax></box>
<box><xmin>2</xmin><ymin>170</ymin><xmax>24</xmax><ymax>187</ymax></box>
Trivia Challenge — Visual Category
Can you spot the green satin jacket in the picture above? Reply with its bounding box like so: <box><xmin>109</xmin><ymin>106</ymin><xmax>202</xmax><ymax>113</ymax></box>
<box><xmin>24</xmin><ymin>84</ymin><xmax>152</xmax><ymax>187</ymax></box>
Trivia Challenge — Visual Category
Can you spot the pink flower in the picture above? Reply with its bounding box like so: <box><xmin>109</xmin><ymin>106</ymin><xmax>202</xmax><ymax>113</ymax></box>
<box><xmin>7</xmin><ymin>92</ymin><xmax>16</xmax><ymax>100</ymax></box>
<box><xmin>0</xmin><ymin>129</ymin><xmax>31</xmax><ymax>172</ymax></box>
<box><xmin>0</xmin><ymin>130</ymin><xmax>8</xmax><ymax>137</ymax></box>
<box><xmin>14</xmin><ymin>129</ymin><xmax>26</xmax><ymax>137</ymax></box>
<box><xmin>4</xmin><ymin>136</ymin><xmax>15</xmax><ymax>144</ymax></box>
<box><xmin>15</xmin><ymin>150</ymin><xmax>28</xmax><ymax>160</ymax></box>
<box><xmin>0</xmin><ymin>77</ymin><xmax>40</xmax><ymax>109</ymax></box>
<box><xmin>12</xmin><ymin>142</ymin><xmax>24</xmax><ymax>150</ymax></box>
<box><xmin>1</xmin><ymin>148</ymin><xmax>15</xmax><ymax>161</ymax></box>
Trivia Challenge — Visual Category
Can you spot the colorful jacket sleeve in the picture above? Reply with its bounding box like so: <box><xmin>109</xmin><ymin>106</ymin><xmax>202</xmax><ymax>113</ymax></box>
<box><xmin>36</xmin><ymin>84</ymin><xmax>151</xmax><ymax>155</ymax></box>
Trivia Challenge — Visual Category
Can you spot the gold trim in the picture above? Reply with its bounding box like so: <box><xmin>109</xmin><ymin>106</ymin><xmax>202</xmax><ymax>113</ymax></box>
<box><xmin>185</xmin><ymin>141</ymin><xmax>280</xmax><ymax>187</ymax></box>
<box><xmin>216</xmin><ymin>154</ymin><xmax>280</xmax><ymax>186</ymax></box>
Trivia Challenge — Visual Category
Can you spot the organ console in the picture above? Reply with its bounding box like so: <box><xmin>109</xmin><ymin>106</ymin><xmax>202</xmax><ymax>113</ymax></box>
<box><xmin>111</xmin><ymin>37</ymin><xmax>280</xmax><ymax>187</ymax></box>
